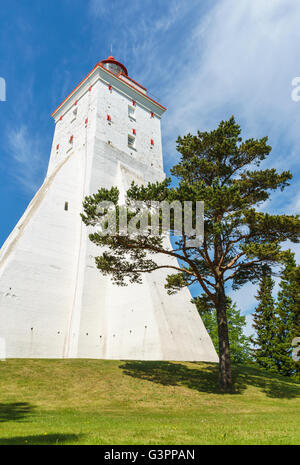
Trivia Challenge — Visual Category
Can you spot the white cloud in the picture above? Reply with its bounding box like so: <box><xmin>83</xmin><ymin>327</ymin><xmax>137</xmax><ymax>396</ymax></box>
<box><xmin>291</xmin><ymin>242</ymin><xmax>300</xmax><ymax>263</ymax></box>
<box><xmin>87</xmin><ymin>0</ymin><xmax>201</xmax><ymax>94</ymax></box>
<box><xmin>244</xmin><ymin>313</ymin><xmax>255</xmax><ymax>338</ymax></box>
<box><xmin>162</xmin><ymin>0</ymin><xmax>300</xmax><ymax>171</ymax></box>
<box><xmin>7</xmin><ymin>125</ymin><xmax>46</xmax><ymax>193</ymax></box>
<box><xmin>287</xmin><ymin>191</ymin><xmax>300</xmax><ymax>215</ymax></box>
<box><xmin>229</xmin><ymin>281</ymin><xmax>258</xmax><ymax>315</ymax></box>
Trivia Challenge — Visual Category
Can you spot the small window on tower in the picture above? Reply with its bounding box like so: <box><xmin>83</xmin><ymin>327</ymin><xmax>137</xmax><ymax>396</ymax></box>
<box><xmin>71</xmin><ymin>108</ymin><xmax>77</xmax><ymax>123</ymax></box>
<box><xmin>128</xmin><ymin>134</ymin><xmax>136</xmax><ymax>149</ymax></box>
<box><xmin>128</xmin><ymin>106</ymin><xmax>135</xmax><ymax>120</ymax></box>
<box><xmin>64</xmin><ymin>202</ymin><xmax>69</xmax><ymax>211</ymax></box>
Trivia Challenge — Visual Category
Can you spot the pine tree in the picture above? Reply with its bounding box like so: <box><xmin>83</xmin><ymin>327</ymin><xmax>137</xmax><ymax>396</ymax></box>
<box><xmin>82</xmin><ymin>117</ymin><xmax>300</xmax><ymax>391</ymax></box>
<box><xmin>196</xmin><ymin>297</ymin><xmax>253</xmax><ymax>364</ymax></box>
<box><xmin>252</xmin><ymin>269</ymin><xmax>279</xmax><ymax>372</ymax></box>
<box><xmin>275</xmin><ymin>253</ymin><xmax>300</xmax><ymax>377</ymax></box>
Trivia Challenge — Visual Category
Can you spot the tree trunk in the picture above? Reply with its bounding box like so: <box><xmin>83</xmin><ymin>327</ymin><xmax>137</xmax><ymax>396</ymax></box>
<box><xmin>216</xmin><ymin>282</ymin><xmax>232</xmax><ymax>391</ymax></box>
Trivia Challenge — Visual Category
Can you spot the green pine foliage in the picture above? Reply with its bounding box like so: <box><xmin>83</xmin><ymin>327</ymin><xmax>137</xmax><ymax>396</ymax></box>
<box><xmin>252</xmin><ymin>256</ymin><xmax>300</xmax><ymax>378</ymax></box>
<box><xmin>251</xmin><ymin>269</ymin><xmax>279</xmax><ymax>373</ymax></box>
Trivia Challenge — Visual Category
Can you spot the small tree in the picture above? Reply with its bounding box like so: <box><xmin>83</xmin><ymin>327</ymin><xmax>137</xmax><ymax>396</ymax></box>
<box><xmin>252</xmin><ymin>254</ymin><xmax>300</xmax><ymax>377</ymax></box>
<box><xmin>195</xmin><ymin>297</ymin><xmax>253</xmax><ymax>364</ymax></box>
<box><xmin>82</xmin><ymin>117</ymin><xmax>300</xmax><ymax>391</ymax></box>
<box><xmin>275</xmin><ymin>253</ymin><xmax>300</xmax><ymax>377</ymax></box>
<box><xmin>251</xmin><ymin>268</ymin><xmax>279</xmax><ymax>373</ymax></box>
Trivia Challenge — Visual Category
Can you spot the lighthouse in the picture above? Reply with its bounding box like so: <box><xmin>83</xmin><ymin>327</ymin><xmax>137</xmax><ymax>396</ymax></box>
<box><xmin>0</xmin><ymin>56</ymin><xmax>218</xmax><ymax>362</ymax></box>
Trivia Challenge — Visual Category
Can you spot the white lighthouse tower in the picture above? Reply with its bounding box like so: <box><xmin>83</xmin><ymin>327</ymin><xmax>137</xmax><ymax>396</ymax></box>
<box><xmin>0</xmin><ymin>56</ymin><xmax>218</xmax><ymax>362</ymax></box>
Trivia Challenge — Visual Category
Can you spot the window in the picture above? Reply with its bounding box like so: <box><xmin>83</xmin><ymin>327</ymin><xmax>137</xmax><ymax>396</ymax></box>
<box><xmin>71</xmin><ymin>107</ymin><xmax>77</xmax><ymax>123</ymax></box>
<box><xmin>64</xmin><ymin>202</ymin><xmax>69</xmax><ymax>211</ymax></box>
<box><xmin>128</xmin><ymin>105</ymin><xmax>135</xmax><ymax>120</ymax></box>
<box><xmin>128</xmin><ymin>134</ymin><xmax>135</xmax><ymax>149</ymax></box>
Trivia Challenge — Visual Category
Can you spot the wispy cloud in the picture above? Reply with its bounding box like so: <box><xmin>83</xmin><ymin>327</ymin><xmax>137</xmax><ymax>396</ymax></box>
<box><xmin>88</xmin><ymin>0</ymin><xmax>109</xmax><ymax>19</ymax></box>
<box><xmin>162</xmin><ymin>0</ymin><xmax>300</xmax><ymax>170</ymax></box>
<box><xmin>87</xmin><ymin>0</ymin><xmax>202</xmax><ymax>91</ymax></box>
<box><xmin>6</xmin><ymin>125</ymin><xmax>47</xmax><ymax>193</ymax></box>
<box><xmin>287</xmin><ymin>191</ymin><xmax>300</xmax><ymax>216</ymax></box>
<box><xmin>89</xmin><ymin>0</ymin><xmax>300</xmax><ymax>178</ymax></box>
<box><xmin>89</xmin><ymin>0</ymin><xmax>187</xmax><ymax>28</ymax></box>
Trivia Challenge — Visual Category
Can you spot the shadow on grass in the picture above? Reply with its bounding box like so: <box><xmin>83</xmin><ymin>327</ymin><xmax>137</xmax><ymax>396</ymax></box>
<box><xmin>0</xmin><ymin>434</ymin><xmax>82</xmax><ymax>445</ymax></box>
<box><xmin>0</xmin><ymin>402</ymin><xmax>35</xmax><ymax>422</ymax></box>
<box><xmin>234</xmin><ymin>364</ymin><xmax>300</xmax><ymax>399</ymax></box>
<box><xmin>119</xmin><ymin>361</ymin><xmax>300</xmax><ymax>398</ymax></box>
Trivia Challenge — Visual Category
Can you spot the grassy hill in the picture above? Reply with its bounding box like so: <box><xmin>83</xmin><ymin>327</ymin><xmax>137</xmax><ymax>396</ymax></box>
<box><xmin>0</xmin><ymin>359</ymin><xmax>299</xmax><ymax>445</ymax></box>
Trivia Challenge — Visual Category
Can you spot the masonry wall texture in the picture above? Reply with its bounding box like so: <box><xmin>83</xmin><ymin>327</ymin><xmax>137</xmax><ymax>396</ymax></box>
<box><xmin>0</xmin><ymin>59</ymin><xmax>218</xmax><ymax>362</ymax></box>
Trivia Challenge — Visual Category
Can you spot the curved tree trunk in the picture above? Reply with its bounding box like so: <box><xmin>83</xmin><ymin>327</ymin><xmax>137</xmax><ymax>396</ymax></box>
<box><xmin>216</xmin><ymin>282</ymin><xmax>232</xmax><ymax>391</ymax></box>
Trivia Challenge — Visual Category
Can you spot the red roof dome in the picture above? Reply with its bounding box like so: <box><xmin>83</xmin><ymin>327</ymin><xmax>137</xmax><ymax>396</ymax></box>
<box><xmin>99</xmin><ymin>56</ymin><xmax>128</xmax><ymax>76</ymax></box>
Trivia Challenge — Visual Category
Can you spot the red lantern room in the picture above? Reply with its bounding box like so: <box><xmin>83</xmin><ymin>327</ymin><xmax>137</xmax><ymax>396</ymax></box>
<box><xmin>99</xmin><ymin>55</ymin><xmax>128</xmax><ymax>76</ymax></box>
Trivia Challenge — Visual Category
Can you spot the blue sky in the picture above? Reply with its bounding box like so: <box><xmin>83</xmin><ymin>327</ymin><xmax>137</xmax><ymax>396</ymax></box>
<box><xmin>0</xmin><ymin>0</ymin><xmax>300</xmax><ymax>333</ymax></box>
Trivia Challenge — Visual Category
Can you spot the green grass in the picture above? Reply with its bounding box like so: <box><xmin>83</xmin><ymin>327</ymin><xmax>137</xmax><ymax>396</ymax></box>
<box><xmin>0</xmin><ymin>359</ymin><xmax>299</xmax><ymax>445</ymax></box>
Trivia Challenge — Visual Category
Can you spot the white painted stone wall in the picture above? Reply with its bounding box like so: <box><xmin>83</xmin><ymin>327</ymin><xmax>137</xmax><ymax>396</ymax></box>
<box><xmin>0</xmin><ymin>63</ymin><xmax>218</xmax><ymax>362</ymax></box>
